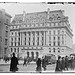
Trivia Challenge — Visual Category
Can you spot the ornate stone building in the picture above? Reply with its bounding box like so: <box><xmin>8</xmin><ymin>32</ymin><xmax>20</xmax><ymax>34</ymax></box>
<box><xmin>9</xmin><ymin>8</ymin><xmax>73</xmax><ymax>59</ymax></box>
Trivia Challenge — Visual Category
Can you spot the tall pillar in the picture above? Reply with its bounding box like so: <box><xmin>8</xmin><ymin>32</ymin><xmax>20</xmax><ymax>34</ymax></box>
<box><xmin>35</xmin><ymin>31</ymin><xmax>37</xmax><ymax>46</ymax></box>
<box><xmin>26</xmin><ymin>32</ymin><xmax>28</xmax><ymax>45</ymax></box>
<box><xmin>39</xmin><ymin>31</ymin><xmax>41</xmax><ymax>46</ymax></box>
<box><xmin>31</xmin><ymin>32</ymin><xmax>33</xmax><ymax>46</ymax></box>
<box><xmin>22</xmin><ymin>32</ymin><xmax>25</xmax><ymax>46</ymax></box>
<box><xmin>44</xmin><ymin>31</ymin><xmax>45</xmax><ymax>46</ymax></box>
<box><xmin>45</xmin><ymin>31</ymin><xmax>47</xmax><ymax>45</ymax></box>
<box><xmin>20</xmin><ymin>32</ymin><xmax>22</xmax><ymax>45</ymax></box>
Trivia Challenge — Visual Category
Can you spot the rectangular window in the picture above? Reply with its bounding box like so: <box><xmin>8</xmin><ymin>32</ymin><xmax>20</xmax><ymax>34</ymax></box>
<box><xmin>5</xmin><ymin>31</ymin><xmax>8</xmax><ymax>37</ymax></box>
<box><xmin>15</xmin><ymin>38</ymin><xmax>16</xmax><ymax>41</ymax></box>
<box><xmin>14</xmin><ymin>48</ymin><xmax>16</xmax><ymax>52</ymax></box>
<box><xmin>42</xmin><ymin>42</ymin><xmax>43</xmax><ymax>46</ymax></box>
<box><xmin>49</xmin><ymin>31</ymin><xmax>51</xmax><ymax>35</ymax></box>
<box><xmin>25</xmin><ymin>42</ymin><xmax>26</xmax><ymax>45</ymax></box>
<box><xmin>58</xmin><ymin>42</ymin><xmax>60</xmax><ymax>46</ymax></box>
<box><xmin>5</xmin><ymin>39</ymin><xmax>8</xmax><ymax>45</ymax></box>
<box><xmin>15</xmin><ymin>32</ymin><xmax>17</xmax><ymax>36</ymax></box>
<box><xmin>11</xmin><ymin>38</ymin><xmax>13</xmax><ymax>42</ymax></box>
<box><xmin>33</xmin><ymin>37</ymin><xmax>35</xmax><ymax>42</ymax></box>
<box><xmin>18</xmin><ymin>32</ymin><xmax>20</xmax><ymax>36</ymax></box>
<box><xmin>53</xmin><ymin>37</ymin><xmax>55</xmax><ymax>40</ymax></box>
<box><xmin>62</xmin><ymin>41</ymin><xmax>64</xmax><ymax>44</ymax></box>
<box><xmin>58</xmin><ymin>37</ymin><xmax>60</xmax><ymax>40</ymax></box>
<box><xmin>33</xmin><ymin>42</ymin><xmax>35</xmax><ymax>46</ymax></box>
<box><xmin>37</xmin><ymin>42</ymin><xmax>39</xmax><ymax>46</ymax></box>
<box><xmin>11</xmin><ymin>42</ymin><xmax>13</xmax><ymax>46</ymax></box>
<box><xmin>17</xmin><ymin>48</ymin><xmax>19</xmax><ymax>53</ymax></box>
<box><xmin>4</xmin><ymin>48</ymin><xmax>7</xmax><ymax>54</ymax></box>
<box><xmin>6</xmin><ymin>26</ymin><xmax>8</xmax><ymax>30</ymax></box>
<box><xmin>53</xmin><ymin>30</ymin><xmax>55</xmax><ymax>35</ymax></box>
<box><xmin>29</xmin><ymin>32</ymin><xmax>30</xmax><ymax>36</ymax></box>
<box><xmin>12</xmin><ymin>32</ymin><xmax>13</xmax><ymax>35</ymax></box>
<box><xmin>11</xmin><ymin>48</ymin><xmax>13</xmax><ymax>52</ymax></box>
<box><xmin>29</xmin><ymin>42</ymin><xmax>30</xmax><ymax>45</ymax></box>
<box><xmin>58</xmin><ymin>30</ymin><xmax>60</xmax><ymax>35</ymax></box>
<box><xmin>37</xmin><ymin>37</ymin><xmax>39</xmax><ymax>45</ymax></box>
<box><xmin>18</xmin><ymin>38</ymin><xmax>20</xmax><ymax>41</ymax></box>
<box><xmin>25</xmin><ymin>37</ymin><xmax>26</xmax><ymax>41</ymax></box>
<box><xmin>53</xmin><ymin>48</ymin><xmax>55</xmax><ymax>53</ymax></box>
<box><xmin>6</xmin><ymin>19</ymin><xmax>9</xmax><ymax>24</ymax></box>
<box><xmin>37</xmin><ymin>32</ymin><xmax>39</xmax><ymax>36</ymax></box>
<box><xmin>49</xmin><ymin>41</ymin><xmax>51</xmax><ymax>46</ymax></box>
<box><xmin>49</xmin><ymin>37</ymin><xmax>51</xmax><ymax>40</ymax></box>
<box><xmin>53</xmin><ymin>42</ymin><xmax>55</xmax><ymax>46</ymax></box>
<box><xmin>29</xmin><ymin>37</ymin><xmax>30</xmax><ymax>41</ymax></box>
<box><xmin>18</xmin><ymin>42</ymin><xmax>20</xmax><ymax>46</ymax></box>
<box><xmin>25</xmin><ymin>32</ymin><xmax>26</xmax><ymax>36</ymax></box>
<box><xmin>15</xmin><ymin>42</ymin><xmax>16</xmax><ymax>46</ymax></box>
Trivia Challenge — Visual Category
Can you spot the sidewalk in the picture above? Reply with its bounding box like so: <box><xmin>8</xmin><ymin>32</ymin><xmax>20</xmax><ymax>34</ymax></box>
<box><xmin>0</xmin><ymin>60</ymin><xmax>36</xmax><ymax>65</ymax></box>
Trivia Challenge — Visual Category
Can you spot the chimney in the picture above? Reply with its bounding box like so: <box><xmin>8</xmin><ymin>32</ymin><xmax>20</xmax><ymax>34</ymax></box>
<box><xmin>47</xmin><ymin>8</ymin><xmax>50</xmax><ymax>19</ymax></box>
<box><xmin>47</xmin><ymin>8</ymin><xmax>50</xmax><ymax>14</ymax></box>
<box><xmin>23</xmin><ymin>11</ymin><xmax>26</xmax><ymax>21</ymax></box>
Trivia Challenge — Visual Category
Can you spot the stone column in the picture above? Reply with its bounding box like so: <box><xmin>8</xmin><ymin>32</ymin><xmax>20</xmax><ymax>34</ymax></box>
<box><xmin>43</xmin><ymin>31</ymin><xmax>45</xmax><ymax>46</ymax></box>
<box><xmin>35</xmin><ymin>31</ymin><xmax>37</xmax><ymax>46</ymax></box>
<box><xmin>45</xmin><ymin>31</ymin><xmax>47</xmax><ymax>45</ymax></box>
<box><xmin>22</xmin><ymin>32</ymin><xmax>25</xmax><ymax>46</ymax></box>
<box><xmin>26</xmin><ymin>32</ymin><xmax>28</xmax><ymax>45</ymax></box>
<box><xmin>39</xmin><ymin>31</ymin><xmax>40</xmax><ymax>46</ymax></box>
<box><xmin>20</xmin><ymin>32</ymin><xmax>22</xmax><ymax>45</ymax></box>
<box><xmin>31</xmin><ymin>32</ymin><xmax>33</xmax><ymax>46</ymax></box>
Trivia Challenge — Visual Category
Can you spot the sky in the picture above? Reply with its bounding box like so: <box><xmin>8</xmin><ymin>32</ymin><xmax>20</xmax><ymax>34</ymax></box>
<box><xmin>0</xmin><ymin>2</ymin><xmax>75</xmax><ymax>44</ymax></box>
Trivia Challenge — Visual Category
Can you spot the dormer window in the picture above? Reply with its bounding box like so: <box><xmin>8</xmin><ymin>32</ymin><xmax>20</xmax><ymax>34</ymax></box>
<box><xmin>49</xmin><ymin>17</ymin><xmax>53</xmax><ymax>21</ymax></box>
<box><xmin>57</xmin><ymin>16</ymin><xmax>61</xmax><ymax>20</ymax></box>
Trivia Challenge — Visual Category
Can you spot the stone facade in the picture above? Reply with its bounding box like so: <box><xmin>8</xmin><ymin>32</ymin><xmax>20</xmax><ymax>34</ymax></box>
<box><xmin>9</xmin><ymin>8</ymin><xmax>73</xmax><ymax>59</ymax></box>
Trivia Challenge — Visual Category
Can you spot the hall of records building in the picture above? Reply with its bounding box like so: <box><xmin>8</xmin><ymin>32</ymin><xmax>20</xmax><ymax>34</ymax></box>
<box><xmin>9</xmin><ymin>8</ymin><xmax>73</xmax><ymax>59</ymax></box>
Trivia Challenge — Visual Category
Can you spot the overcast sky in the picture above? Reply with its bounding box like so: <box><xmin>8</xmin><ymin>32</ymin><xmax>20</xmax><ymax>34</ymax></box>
<box><xmin>0</xmin><ymin>3</ymin><xmax>75</xmax><ymax>44</ymax></box>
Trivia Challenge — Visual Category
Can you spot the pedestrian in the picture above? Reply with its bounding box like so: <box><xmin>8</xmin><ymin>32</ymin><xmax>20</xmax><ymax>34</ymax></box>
<box><xmin>42</xmin><ymin>57</ymin><xmax>46</xmax><ymax>71</ymax></box>
<box><xmin>26</xmin><ymin>57</ymin><xmax>30</xmax><ymax>65</ymax></box>
<box><xmin>55</xmin><ymin>56</ymin><xmax>62</xmax><ymax>72</ymax></box>
<box><xmin>74</xmin><ymin>56</ymin><xmax>75</xmax><ymax>69</ymax></box>
<box><xmin>61</xmin><ymin>57</ymin><xmax>65</xmax><ymax>71</ymax></box>
<box><xmin>70</xmin><ymin>57</ymin><xmax>74</xmax><ymax>70</ymax></box>
<box><xmin>36</xmin><ymin>58</ymin><xmax>42</xmax><ymax>73</ymax></box>
<box><xmin>65</xmin><ymin>56</ymin><xmax>69</xmax><ymax>71</ymax></box>
<box><xmin>10</xmin><ymin>53</ymin><xmax>19</xmax><ymax>72</ymax></box>
<box><xmin>23</xmin><ymin>57</ymin><xmax>27</xmax><ymax>66</ymax></box>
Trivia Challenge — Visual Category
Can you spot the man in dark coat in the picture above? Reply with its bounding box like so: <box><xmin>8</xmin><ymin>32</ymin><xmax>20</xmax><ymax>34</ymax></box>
<box><xmin>70</xmin><ymin>57</ymin><xmax>74</xmax><ymax>70</ymax></box>
<box><xmin>42</xmin><ymin>57</ymin><xmax>46</xmax><ymax>71</ymax></box>
<box><xmin>65</xmin><ymin>56</ymin><xmax>69</xmax><ymax>71</ymax></box>
<box><xmin>36</xmin><ymin>58</ymin><xmax>42</xmax><ymax>73</ymax></box>
<box><xmin>10</xmin><ymin>53</ymin><xmax>19</xmax><ymax>72</ymax></box>
<box><xmin>61</xmin><ymin>57</ymin><xmax>65</xmax><ymax>71</ymax></box>
<box><xmin>23</xmin><ymin>57</ymin><xmax>27</xmax><ymax>66</ymax></box>
<box><xmin>55</xmin><ymin>56</ymin><xmax>62</xmax><ymax>72</ymax></box>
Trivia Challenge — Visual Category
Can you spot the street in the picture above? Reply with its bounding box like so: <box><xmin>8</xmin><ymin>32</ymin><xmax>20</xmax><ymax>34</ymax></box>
<box><xmin>0</xmin><ymin>60</ymin><xmax>75</xmax><ymax>73</ymax></box>
<box><xmin>0</xmin><ymin>62</ymin><xmax>56</xmax><ymax>73</ymax></box>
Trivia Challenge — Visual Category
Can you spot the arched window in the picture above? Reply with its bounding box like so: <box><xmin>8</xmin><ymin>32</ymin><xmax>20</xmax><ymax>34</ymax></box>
<box><xmin>17</xmin><ymin>48</ymin><xmax>19</xmax><ymax>53</ymax></box>
<box><xmin>58</xmin><ymin>48</ymin><xmax>60</xmax><ymax>53</ymax></box>
<box><xmin>31</xmin><ymin>52</ymin><xmax>34</xmax><ymax>59</ymax></box>
<box><xmin>27</xmin><ymin>52</ymin><xmax>29</xmax><ymax>58</ymax></box>
<box><xmin>36</xmin><ymin>52</ymin><xmax>39</xmax><ymax>58</ymax></box>
<box><xmin>14</xmin><ymin>48</ymin><xmax>16</xmax><ymax>52</ymax></box>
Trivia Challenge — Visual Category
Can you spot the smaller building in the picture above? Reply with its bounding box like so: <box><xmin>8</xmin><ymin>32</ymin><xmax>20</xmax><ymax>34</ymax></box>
<box><xmin>0</xmin><ymin>9</ymin><xmax>12</xmax><ymax>58</ymax></box>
